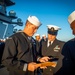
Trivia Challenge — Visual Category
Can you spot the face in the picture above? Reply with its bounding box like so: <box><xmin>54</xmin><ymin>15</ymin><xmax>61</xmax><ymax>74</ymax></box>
<box><xmin>48</xmin><ymin>34</ymin><xmax>56</xmax><ymax>41</ymax></box>
<box><xmin>35</xmin><ymin>36</ymin><xmax>40</xmax><ymax>41</ymax></box>
<box><xmin>70</xmin><ymin>21</ymin><xmax>75</xmax><ymax>35</ymax></box>
<box><xmin>43</xmin><ymin>36</ymin><xmax>46</xmax><ymax>39</ymax></box>
<box><xmin>26</xmin><ymin>22</ymin><xmax>38</xmax><ymax>36</ymax></box>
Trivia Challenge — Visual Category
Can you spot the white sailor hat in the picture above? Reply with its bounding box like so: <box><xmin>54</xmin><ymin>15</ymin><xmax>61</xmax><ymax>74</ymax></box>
<box><xmin>35</xmin><ymin>34</ymin><xmax>40</xmax><ymax>36</ymax></box>
<box><xmin>42</xmin><ymin>34</ymin><xmax>46</xmax><ymax>37</ymax></box>
<box><xmin>27</xmin><ymin>15</ymin><xmax>42</xmax><ymax>27</ymax></box>
<box><xmin>47</xmin><ymin>25</ymin><xmax>61</xmax><ymax>35</ymax></box>
<box><xmin>47</xmin><ymin>25</ymin><xmax>61</xmax><ymax>30</ymax></box>
<box><xmin>68</xmin><ymin>11</ymin><xmax>75</xmax><ymax>24</ymax></box>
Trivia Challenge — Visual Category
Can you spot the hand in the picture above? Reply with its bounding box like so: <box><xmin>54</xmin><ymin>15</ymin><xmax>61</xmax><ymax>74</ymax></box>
<box><xmin>28</xmin><ymin>62</ymin><xmax>41</xmax><ymax>71</ymax></box>
<box><xmin>39</xmin><ymin>56</ymin><xmax>50</xmax><ymax>63</ymax></box>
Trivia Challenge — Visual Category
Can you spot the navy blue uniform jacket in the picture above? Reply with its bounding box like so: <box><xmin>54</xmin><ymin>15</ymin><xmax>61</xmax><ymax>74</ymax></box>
<box><xmin>2</xmin><ymin>32</ymin><xmax>37</xmax><ymax>75</ymax></box>
<box><xmin>54</xmin><ymin>38</ymin><xmax>75</xmax><ymax>75</ymax></box>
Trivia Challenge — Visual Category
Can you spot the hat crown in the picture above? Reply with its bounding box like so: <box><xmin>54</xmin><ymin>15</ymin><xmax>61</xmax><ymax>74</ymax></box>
<box><xmin>35</xmin><ymin>34</ymin><xmax>40</xmax><ymax>36</ymax></box>
<box><xmin>31</xmin><ymin>16</ymin><xmax>39</xmax><ymax>22</ymax></box>
<box><xmin>47</xmin><ymin>25</ymin><xmax>61</xmax><ymax>30</ymax></box>
<box><xmin>42</xmin><ymin>34</ymin><xmax>46</xmax><ymax>37</ymax></box>
<box><xmin>68</xmin><ymin>11</ymin><xmax>75</xmax><ymax>24</ymax></box>
<box><xmin>27</xmin><ymin>15</ymin><xmax>42</xmax><ymax>27</ymax></box>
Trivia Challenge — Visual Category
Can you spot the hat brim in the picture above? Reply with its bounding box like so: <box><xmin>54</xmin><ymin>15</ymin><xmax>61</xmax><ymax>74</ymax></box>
<box><xmin>48</xmin><ymin>30</ymin><xmax>58</xmax><ymax>35</ymax></box>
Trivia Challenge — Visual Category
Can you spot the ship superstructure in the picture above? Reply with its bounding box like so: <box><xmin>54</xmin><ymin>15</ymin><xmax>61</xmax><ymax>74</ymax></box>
<box><xmin>0</xmin><ymin>0</ymin><xmax>23</xmax><ymax>39</ymax></box>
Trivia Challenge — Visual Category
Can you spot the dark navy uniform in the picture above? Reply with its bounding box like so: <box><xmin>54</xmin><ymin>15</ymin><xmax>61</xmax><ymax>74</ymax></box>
<box><xmin>35</xmin><ymin>40</ymin><xmax>41</xmax><ymax>53</ymax></box>
<box><xmin>37</xmin><ymin>24</ymin><xmax>65</xmax><ymax>75</ymax></box>
<box><xmin>54</xmin><ymin>38</ymin><xmax>75</xmax><ymax>75</ymax></box>
<box><xmin>2</xmin><ymin>32</ymin><xmax>37</xmax><ymax>75</ymax></box>
<box><xmin>39</xmin><ymin>39</ymin><xmax>65</xmax><ymax>75</ymax></box>
<box><xmin>0</xmin><ymin>42</ymin><xmax>5</xmax><ymax>64</ymax></box>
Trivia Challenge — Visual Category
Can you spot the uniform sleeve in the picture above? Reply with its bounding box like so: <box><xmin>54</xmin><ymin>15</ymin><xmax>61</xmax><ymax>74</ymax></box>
<box><xmin>2</xmin><ymin>38</ymin><xmax>27</xmax><ymax>71</ymax></box>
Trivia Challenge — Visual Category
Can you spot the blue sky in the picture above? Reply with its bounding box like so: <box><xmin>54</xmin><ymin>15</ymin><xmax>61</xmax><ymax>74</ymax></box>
<box><xmin>7</xmin><ymin>0</ymin><xmax>75</xmax><ymax>41</ymax></box>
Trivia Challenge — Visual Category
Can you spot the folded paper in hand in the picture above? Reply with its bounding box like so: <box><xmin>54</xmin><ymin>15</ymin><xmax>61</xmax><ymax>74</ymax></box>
<box><xmin>37</xmin><ymin>61</ymin><xmax>57</xmax><ymax>68</ymax></box>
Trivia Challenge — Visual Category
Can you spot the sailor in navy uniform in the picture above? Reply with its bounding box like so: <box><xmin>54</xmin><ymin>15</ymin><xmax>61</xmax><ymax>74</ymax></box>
<box><xmin>54</xmin><ymin>11</ymin><xmax>75</xmax><ymax>75</ymax></box>
<box><xmin>41</xmin><ymin>34</ymin><xmax>47</xmax><ymax>42</ymax></box>
<box><xmin>2</xmin><ymin>15</ymin><xmax>42</xmax><ymax>75</ymax></box>
<box><xmin>35</xmin><ymin>34</ymin><xmax>41</xmax><ymax>54</ymax></box>
<box><xmin>38</xmin><ymin>25</ymin><xmax>65</xmax><ymax>75</ymax></box>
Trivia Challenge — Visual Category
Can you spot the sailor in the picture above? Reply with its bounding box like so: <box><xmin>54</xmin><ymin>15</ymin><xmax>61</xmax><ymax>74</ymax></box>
<box><xmin>2</xmin><ymin>15</ymin><xmax>42</xmax><ymax>75</ymax></box>
<box><xmin>38</xmin><ymin>25</ymin><xmax>65</xmax><ymax>75</ymax></box>
<box><xmin>41</xmin><ymin>34</ymin><xmax>47</xmax><ymax>42</ymax></box>
<box><xmin>54</xmin><ymin>10</ymin><xmax>75</xmax><ymax>75</ymax></box>
<box><xmin>35</xmin><ymin>34</ymin><xmax>41</xmax><ymax>42</ymax></box>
